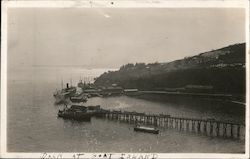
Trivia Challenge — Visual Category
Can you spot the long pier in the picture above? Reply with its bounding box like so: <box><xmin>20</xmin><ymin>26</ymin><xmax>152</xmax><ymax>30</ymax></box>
<box><xmin>96</xmin><ymin>110</ymin><xmax>245</xmax><ymax>139</ymax></box>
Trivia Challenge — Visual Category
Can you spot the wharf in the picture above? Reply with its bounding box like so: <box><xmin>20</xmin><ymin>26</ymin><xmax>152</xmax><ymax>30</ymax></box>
<box><xmin>96</xmin><ymin>109</ymin><xmax>245</xmax><ymax>139</ymax></box>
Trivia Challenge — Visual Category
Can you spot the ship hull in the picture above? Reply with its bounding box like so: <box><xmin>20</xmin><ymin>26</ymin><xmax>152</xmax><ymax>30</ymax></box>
<box><xmin>69</xmin><ymin>97</ymin><xmax>87</xmax><ymax>103</ymax></box>
<box><xmin>134</xmin><ymin>127</ymin><xmax>159</xmax><ymax>134</ymax></box>
<box><xmin>58</xmin><ymin>111</ymin><xmax>91</xmax><ymax>121</ymax></box>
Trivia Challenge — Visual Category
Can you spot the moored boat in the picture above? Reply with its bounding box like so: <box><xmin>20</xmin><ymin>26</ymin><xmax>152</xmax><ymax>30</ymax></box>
<box><xmin>58</xmin><ymin>105</ymin><xmax>92</xmax><ymax>121</ymax></box>
<box><xmin>134</xmin><ymin>125</ymin><xmax>159</xmax><ymax>134</ymax></box>
<box><xmin>53</xmin><ymin>83</ymin><xmax>77</xmax><ymax>104</ymax></box>
<box><xmin>53</xmin><ymin>83</ymin><xmax>77</xmax><ymax>97</ymax></box>
<box><xmin>57</xmin><ymin>104</ymin><xmax>105</xmax><ymax>121</ymax></box>
<box><xmin>54</xmin><ymin>92</ymin><xmax>71</xmax><ymax>104</ymax></box>
<box><xmin>70</xmin><ymin>94</ymin><xmax>87</xmax><ymax>103</ymax></box>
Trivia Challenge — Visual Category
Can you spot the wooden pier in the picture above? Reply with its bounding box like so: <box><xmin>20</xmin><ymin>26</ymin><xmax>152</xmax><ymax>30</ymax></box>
<box><xmin>96</xmin><ymin>110</ymin><xmax>245</xmax><ymax>139</ymax></box>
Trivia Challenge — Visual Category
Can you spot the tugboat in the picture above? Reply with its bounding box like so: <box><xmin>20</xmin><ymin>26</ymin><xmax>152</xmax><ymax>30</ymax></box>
<box><xmin>58</xmin><ymin>105</ymin><xmax>92</xmax><ymax>121</ymax></box>
<box><xmin>134</xmin><ymin>125</ymin><xmax>159</xmax><ymax>134</ymax></box>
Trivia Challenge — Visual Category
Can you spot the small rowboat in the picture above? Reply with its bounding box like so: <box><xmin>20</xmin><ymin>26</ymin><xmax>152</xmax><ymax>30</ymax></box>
<box><xmin>134</xmin><ymin>125</ymin><xmax>159</xmax><ymax>134</ymax></box>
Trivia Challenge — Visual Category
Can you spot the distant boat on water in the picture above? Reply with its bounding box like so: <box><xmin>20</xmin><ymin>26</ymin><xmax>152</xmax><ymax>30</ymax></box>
<box><xmin>134</xmin><ymin>125</ymin><xmax>159</xmax><ymax>134</ymax></box>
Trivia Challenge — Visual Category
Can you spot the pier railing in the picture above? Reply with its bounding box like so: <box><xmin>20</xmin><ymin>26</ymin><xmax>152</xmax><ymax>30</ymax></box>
<box><xmin>96</xmin><ymin>110</ymin><xmax>245</xmax><ymax>139</ymax></box>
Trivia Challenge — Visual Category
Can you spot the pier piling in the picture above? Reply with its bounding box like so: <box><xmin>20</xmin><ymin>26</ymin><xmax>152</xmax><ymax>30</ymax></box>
<box><xmin>100</xmin><ymin>110</ymin><xmax>244</xmax><ymax>139</ymax></box>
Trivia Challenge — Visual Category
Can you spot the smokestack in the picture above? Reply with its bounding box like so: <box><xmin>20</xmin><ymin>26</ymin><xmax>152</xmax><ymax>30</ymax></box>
<box><xmin>66</xmin><ymin>83</ymin><xmax>69</xmax><ymax>88</ymax></box>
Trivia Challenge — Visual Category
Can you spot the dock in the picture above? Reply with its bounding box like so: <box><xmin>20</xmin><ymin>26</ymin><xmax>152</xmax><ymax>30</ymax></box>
<box><xmin>96</xmin><ymin>109</ymin><xmax>245</xmax><ymax>139</ymax></box>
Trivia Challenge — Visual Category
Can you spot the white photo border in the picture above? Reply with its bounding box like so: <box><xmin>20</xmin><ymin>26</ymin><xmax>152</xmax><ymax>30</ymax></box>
<box><xmin>1</xmin><ymin>0</ymin><xmax>249</xmax><ymax>158</ymax></box>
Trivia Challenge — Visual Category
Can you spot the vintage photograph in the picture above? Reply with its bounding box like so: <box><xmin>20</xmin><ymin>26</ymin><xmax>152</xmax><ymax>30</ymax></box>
<box><xmin>1</xmin><ymin>1</ymin><xmax>248</xmax><ymax>158</ymax></box>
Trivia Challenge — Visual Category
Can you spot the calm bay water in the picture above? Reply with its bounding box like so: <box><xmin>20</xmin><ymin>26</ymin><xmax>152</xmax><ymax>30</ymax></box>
<box><xmin>7</xmin><ymin>66</ymin><xmax>245</xmax><ymax>153</ymax></box>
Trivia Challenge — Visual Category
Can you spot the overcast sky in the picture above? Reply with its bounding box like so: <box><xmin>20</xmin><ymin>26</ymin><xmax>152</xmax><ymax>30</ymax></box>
<box><xmin>8</xmin><ymin>8</ymin><xmax>245</xmax><ymax>69</ymax></box>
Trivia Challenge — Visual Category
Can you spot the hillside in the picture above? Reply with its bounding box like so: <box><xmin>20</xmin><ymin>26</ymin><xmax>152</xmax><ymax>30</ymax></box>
<box><xmin>94</xmin><ymin>43</ymin><xmax>246</xmax><ymax>94</ymax></box>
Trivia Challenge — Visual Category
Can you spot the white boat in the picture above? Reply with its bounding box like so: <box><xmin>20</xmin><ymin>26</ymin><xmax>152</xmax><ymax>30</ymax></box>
<box><xmin>134</xmin><ymin>125</ymin><xmax>159</xmax><ymax>134</ymax></box>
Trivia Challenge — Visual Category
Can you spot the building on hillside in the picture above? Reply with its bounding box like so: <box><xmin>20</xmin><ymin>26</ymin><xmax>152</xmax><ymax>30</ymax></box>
<box><xmin>101</xmin><ymin>86</ymin><xmax>123</xmax><ymax>96</ymax></box>
<box><xmin>184</xmin><ymin>85</ymin><xmax>214</xmax><ymax>93</ymax></box>
<box><xmin>124</xmin><ymin>89</ymin><xmax>139</xmax><ymax>96</ymax></box>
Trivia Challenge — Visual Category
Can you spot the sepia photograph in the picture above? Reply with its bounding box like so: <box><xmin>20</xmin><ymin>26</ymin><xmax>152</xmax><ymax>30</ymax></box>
<box><xmin>1</xmin><ymin>0</ymin><xmax>249</xmax><ymax>158</ymax></box>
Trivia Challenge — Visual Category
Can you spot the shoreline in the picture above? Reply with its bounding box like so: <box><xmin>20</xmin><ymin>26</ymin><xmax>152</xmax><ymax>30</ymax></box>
<box><xmin>123</xmin><ymin>90</ymin><xmax>245</xmax><ymax>104</ymax></box>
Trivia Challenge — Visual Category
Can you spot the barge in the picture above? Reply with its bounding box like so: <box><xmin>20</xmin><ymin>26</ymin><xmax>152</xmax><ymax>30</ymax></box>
<box><xmin>57</xmin><ymin>105</ymin><xmax>106</xmax><ymax>121</ymax></box>
<box><xmin>58</xmin><ymin>105</ymin><xmax>92</xmax><ymax>121</ymax></box>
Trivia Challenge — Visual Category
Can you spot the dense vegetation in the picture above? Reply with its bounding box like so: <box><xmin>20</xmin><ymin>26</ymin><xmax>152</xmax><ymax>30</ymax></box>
<box><xmin>94</xmin><ymin>43</ymin><xmax>246</xmax><ymax>94</ymax></box>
